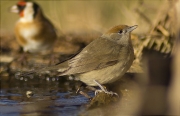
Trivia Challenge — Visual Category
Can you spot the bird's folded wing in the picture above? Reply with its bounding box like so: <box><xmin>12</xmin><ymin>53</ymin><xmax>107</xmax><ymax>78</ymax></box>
<box><xmin>60</xmin><ymin>37</ymin><xmax>124</xmax><ymax>75</ymax></box>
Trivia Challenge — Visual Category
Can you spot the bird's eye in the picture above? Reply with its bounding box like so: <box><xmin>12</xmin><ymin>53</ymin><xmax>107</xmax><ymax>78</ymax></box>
<box><xmin>118</xmin><ymin>30</ymin><xmax>123</xmax><ymax>34</ymax></box>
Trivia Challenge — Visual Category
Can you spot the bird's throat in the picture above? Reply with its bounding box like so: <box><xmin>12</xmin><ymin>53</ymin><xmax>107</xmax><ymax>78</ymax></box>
<box><xmin>20</xmin><ymin>11</ymin><xmax>24</xmax><ymax>17</ymax></box>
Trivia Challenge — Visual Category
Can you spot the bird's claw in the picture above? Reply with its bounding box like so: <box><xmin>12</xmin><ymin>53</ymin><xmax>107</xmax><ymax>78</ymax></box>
<box><xmin>95</xmin><ymin>89</ymin><xmax>119</xmax><ymax>97</ymax></box>
<box><xmin>93</xmin><ymin>80</ymin><xmax>119</xmax><ymax>97</ymax></box>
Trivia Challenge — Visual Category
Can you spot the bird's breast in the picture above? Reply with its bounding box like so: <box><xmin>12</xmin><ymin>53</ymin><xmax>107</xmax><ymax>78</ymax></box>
<box><xmin>17</xmin><ymin>22</ymin><xmax>39</xmax><ymax>39</ymax></box>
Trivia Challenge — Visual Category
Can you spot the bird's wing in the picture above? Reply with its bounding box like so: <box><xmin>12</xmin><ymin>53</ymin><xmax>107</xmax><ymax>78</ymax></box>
<box><xmin>60</xmin><ymin>37</ymin><xmax>125</xmax><ymax>75</ymax></box>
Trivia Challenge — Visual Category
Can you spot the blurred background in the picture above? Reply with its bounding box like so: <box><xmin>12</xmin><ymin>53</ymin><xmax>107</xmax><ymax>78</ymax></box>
<box><xmin>0</xmin><ymin>0</ymin><xmax>169</xmax><ymax>34</ymax></box>
<box><xmin>0</xmin><ymin>0</ymin><xmax>179</xmax><ymax>115</ymax></box>
<box><xmin>1</xmin><ymin>0</ymin><xmax>176</xmax><ymax>55</ymax></box>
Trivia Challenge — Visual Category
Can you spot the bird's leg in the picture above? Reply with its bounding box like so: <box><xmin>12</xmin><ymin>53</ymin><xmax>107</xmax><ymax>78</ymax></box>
<box><xmin>76</xmin><ymin>83</ymin><xmax>92</xmax><ymax>100</ymax></box>
<box><xmin>93</xmin><ymin>80</ymin><xmax>119</xmax><ymax>97</ymax></box>
<box><xmin>76</xmin><ymin>83</ymin><xmax>97</xmax><ymax>93</ymax></box>
<box><xmin>76</xmin><ymin>82</ymin><xmax>86</xmax><ymax>94</ymax></box>
<box><xmin>17</xmin><ymin>52</ymin><xmax>28</xmax><ymax>65</ymax></box>
<box><xmin>79</xmin><ymin>91</ymin><xmax>92</xmax><ymax>100</ymax></box>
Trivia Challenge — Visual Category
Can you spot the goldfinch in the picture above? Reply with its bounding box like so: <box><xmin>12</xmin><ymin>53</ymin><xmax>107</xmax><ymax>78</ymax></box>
<box><xmin>10</xmin><ymin>0</ymin><xmax>57</xmax><ymax>54</ymax></box>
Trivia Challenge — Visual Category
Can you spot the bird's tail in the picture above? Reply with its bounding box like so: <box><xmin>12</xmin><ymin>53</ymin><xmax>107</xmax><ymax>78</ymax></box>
<box><xmin>17</xmin><ymin>62</ymin><xmax>68</xmax><ymax>77</ymax></box>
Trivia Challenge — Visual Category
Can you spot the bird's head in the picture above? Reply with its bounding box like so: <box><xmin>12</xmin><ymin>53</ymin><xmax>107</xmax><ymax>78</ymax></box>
<box><xmin>102</xmin><ymin>25</ymin><xmax>138</xmax><ymax>44</ymax></box>
<box><xmin>10</xmin><ymin>0</ymin><xmax>41</xmax><ymax>21</ymax></box>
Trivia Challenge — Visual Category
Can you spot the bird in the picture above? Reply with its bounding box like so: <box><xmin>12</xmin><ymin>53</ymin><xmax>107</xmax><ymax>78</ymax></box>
<box><xmin>23</xmin><ymin>25</ymin><xmax>137</xmax><ymax>94</ymax></box>
<box><xmin>10</xmin><ymin>0</ymin><xmax>57</xmax><ymax>54</ymax></box>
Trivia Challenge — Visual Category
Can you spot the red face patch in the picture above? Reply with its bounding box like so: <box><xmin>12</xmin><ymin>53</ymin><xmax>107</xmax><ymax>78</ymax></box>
<box><xmin>17</xmin><ymin>1</ymin><xmax>26</xmax><ymax>6</ymax></box>
<box><xmin>17</xmin><ymin>1</ymin><xmax>26</xmax><ymax>17</ymax></box>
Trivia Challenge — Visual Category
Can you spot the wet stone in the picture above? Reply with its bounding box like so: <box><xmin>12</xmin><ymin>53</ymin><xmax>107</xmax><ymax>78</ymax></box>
<box><xmin>88</xmin><ymin>91</ymin><xmax>120</xmax><ymax>109</ymax></box>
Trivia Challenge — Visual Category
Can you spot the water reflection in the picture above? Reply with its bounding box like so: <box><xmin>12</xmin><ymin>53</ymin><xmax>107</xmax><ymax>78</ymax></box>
<box><xmin>0</xmin><ymin>75</ymin><xmax>90</xmax><ymax>116</ymax></box>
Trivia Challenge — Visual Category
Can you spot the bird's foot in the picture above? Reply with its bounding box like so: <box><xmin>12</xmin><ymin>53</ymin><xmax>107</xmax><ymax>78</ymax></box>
<box><xmin>93</xmin><ymin>80</ymin><xmax>119</xmax><ymax>97</ymax></box>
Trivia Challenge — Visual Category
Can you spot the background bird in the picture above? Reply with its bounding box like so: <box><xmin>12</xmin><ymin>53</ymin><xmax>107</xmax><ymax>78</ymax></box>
<box><xmin>10</xmin><ymin>0</ymin><xmax>57</xmax><ymax>54</ymax></box>
<box><xmin>25</xmin><ymin>25</ymin><xmax>137</xmax><ymax>93</ymax></box>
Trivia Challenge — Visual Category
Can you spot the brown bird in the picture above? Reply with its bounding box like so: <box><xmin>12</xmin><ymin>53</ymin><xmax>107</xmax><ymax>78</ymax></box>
<box><xmin>25</xmin><ymin>25</ymin><xmax>137</xmax><ymax>94</ymax></box>
<box><xmin>10</xmin><ymin>0</ymin><xmax>57</xmax><ymax>54</ymax></box>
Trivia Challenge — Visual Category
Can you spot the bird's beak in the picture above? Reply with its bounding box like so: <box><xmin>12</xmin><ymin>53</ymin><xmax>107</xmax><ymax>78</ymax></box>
<box><xmin>10</xmin><ymin>5</ymin><xmax>19</xmax><ymax>13</ymax></box>
<box><xmin>127</xmin><ymin>25</ymin><xmax>138</xmax><ymax>32</ymax></box>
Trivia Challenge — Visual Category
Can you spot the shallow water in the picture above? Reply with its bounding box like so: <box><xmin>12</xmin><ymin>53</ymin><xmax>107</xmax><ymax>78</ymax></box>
<box><xmin>0</xmin><ymin>75</ymin><xmax>92</xmax><ymax>116</ymax></box>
